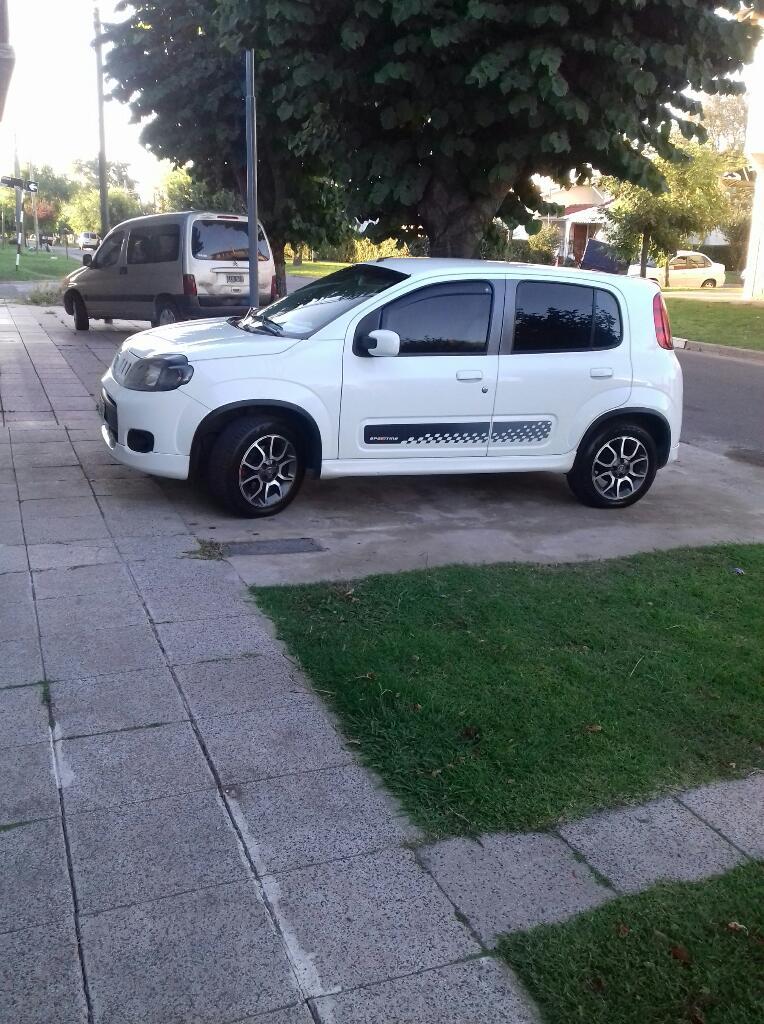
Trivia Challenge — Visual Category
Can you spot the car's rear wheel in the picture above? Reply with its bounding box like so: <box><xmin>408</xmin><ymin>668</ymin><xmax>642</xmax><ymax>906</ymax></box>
<box><xmin>207</xmin><ymin>415</ymin><xmax>305</xmax><ymax>517</ymax></box>
<box><xmin>701</xmin><ymin>278</ymin><xmax>717</xmax><ymax>288</ymax></box>
<box><xmin>152</xmin><ymin>299</ymin><xmax>181</xmax><ymax>328</ymax></box>
<box><xmin>567</xmin><ymin>422</ymin><xmax>657</xmax><ymax>509</ymax></box>
<box><xmin>72</xmin><ymin>293</ymin><xmax>89</xmax><ymax>331</ymax></box>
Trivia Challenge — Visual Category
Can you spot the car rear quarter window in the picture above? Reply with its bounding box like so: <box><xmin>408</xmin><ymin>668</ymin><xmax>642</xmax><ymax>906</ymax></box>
<box><xmin>127</xmin><ymin>225</ymin><xmax>180</xmax><ymax>265</ymax></box>
<box><xmin>381</xmin><ymin>282</ymin><xmax>492</xmax><ymax>355</ymax></box>
<box><xmin>512</xmin><ymin>281</ymin><xmax>622</xmax><ymax>353</ymax></box>
<box><xmin>191</xmin><ymin>220</ymin><xmax>269</xmax><ymax>261</ymax></box>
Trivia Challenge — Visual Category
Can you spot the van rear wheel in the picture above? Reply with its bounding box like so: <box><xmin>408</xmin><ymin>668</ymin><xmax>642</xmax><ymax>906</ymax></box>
<box><xmin>72</xmin><ymin>293</ymin><xmax>89</xmax><ymax>331</ymax></box>
<box><xmin>567</xmin><ymin>422</ymin><xmax>657</xmax><ymax>509</ymax></box>
<box><xmin>152</xmin><ymin>299</ymin><xmax>181</xmax><ymax>328</ymax></box>
<box><xmin>207</xmin><ymin>415</ymin><xmax>305</xmax><ymax>518</ymax></box>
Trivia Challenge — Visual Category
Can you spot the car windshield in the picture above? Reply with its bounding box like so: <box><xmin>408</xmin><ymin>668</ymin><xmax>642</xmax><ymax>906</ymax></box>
<box><xmin>236</xmin><ymin>264</ymin><xmax>409</xmax><ymax>339</ymax></box>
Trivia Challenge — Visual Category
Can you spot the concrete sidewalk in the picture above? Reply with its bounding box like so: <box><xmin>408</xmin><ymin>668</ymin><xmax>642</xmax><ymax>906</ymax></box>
<box><xmin>1</xmin><ymin>302</ymin><xmax>762</xmax><ymax>1023</ymax></box>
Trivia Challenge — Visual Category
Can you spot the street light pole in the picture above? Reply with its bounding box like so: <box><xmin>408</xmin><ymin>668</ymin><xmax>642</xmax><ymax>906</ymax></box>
<box><xmin>93</xmin><ymin>6</ymin><xmax>109</xmax><ymax>238</ymax></box>
<box><xmin>13</xmin><ymin>140</ymin><xmax>21</xmax><ymax>271</ymax></box>
<box><xmin>245</xmin><ymin>49</ymin><xmax>259</xmax><ymax>309</ymax></box>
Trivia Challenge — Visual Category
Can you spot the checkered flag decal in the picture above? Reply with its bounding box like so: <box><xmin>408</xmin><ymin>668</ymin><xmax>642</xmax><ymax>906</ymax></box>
<box><xmin>491</xmin><ymin>421</ymin><xmax>552</xmax><ymax>445</ymax></box>
<box><xmin>402</xmin><ymin>428</ymin><xmax>489</xmax><ymax>445</ymax></box>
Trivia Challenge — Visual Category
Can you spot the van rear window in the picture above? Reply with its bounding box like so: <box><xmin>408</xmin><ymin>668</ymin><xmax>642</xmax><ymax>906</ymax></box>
<box><xmin>191</xmin><ymin>220</ymin><xmax>270</xmax><ymax>262</ymax></box>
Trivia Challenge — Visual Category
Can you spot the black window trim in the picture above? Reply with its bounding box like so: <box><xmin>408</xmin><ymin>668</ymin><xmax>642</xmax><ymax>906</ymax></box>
<box><xmin>500</xmin><ymin>277</ymin><xmax>624</xmax><ymax>355</ymax></box>
<box><xmin>353</xmin><ymin>277</ymin><xmax>505</xmax><ymax>358</ymax></box>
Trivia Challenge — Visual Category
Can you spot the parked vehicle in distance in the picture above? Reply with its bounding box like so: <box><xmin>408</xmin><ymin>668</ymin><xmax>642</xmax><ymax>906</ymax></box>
<box><xmin>628</xmin><ymin>250</ymin><xmax>725</xmax><ymax>289</ymax></box>
<box><xmin>64</xmin><ymin>212</ymin><xmax>277</xmax><ymax>331</ymax></box>
<box><xmin>98</xmin><ymin>259</ymin><xmax>682</xmax><ymax>516</ymax></box>
<box><xmin>77</xmin><ymin>231</ymin><xmax>100</xmax><ymax>251</ymax></box>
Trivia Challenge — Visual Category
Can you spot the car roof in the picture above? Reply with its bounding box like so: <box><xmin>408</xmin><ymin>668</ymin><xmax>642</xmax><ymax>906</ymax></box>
<box><xmin>367</xmin><ymin>257</ymin><xmax>658</xmax><ymax>292</ymax></box>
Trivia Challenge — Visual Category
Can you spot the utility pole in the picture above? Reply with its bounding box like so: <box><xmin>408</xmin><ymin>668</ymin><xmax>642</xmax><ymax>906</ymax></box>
<box><xmin>245</xmin><ymin>49</ymin><xmax>259</xmax><ymax>308</ymax></box>
<box><xmin>13</xmin><ymin>139</ymin><xmax>21</xmax><ymax>270</ymax></box>
<box><xmin>93</xmin><ymin>6</ymin><xmax>109</xmax><ymax>237</ymax></box>
<box><xmin>31</xmin><ymin>162</ymin><xmax>39</xmax><ymax>252</ymax></box>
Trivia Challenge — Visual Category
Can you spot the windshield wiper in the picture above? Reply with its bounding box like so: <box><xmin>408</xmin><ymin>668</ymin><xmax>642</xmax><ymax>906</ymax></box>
<box><xmin>234</xmin><ymin>315</ymin><xmax>284</xmax><ymax>336</ymax></box>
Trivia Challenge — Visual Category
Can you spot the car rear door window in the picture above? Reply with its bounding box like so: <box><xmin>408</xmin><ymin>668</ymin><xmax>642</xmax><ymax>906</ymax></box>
<box><xmin>127</xmin><ymin>225</ymin><xmax>180</xmax><ymax>265</ymax></box>
<box><xmin>512</xmin><ymin>281</ymin><xmax>621</xmax><ymax>353</ymax></box>
<box><xmin>380</xmin><ymin>282</ymin><xmax>493</xmax><ymax>355</ymax></box>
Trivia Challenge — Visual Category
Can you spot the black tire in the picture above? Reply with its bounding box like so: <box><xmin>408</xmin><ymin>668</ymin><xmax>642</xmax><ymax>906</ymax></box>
<box><xmin>701</xmin><ymin>279</ymin><xmax>717</xmax><ymax>288</ymax></box>
<box><xmin>72</xmin><ymin>293</ymin><xmax>89</xmax><ymax>331</ymax></box>
<box><xmin>152</xmin><ymin>298</ymin><xmax>182</xmax><ymax>329</ymax></box>
<box><xmin>567</xmin><ymin>421</ymin><xmax>658</xmax><ymax>509</ymax></box>
<box><xmin>207</xmin><ymin>415</ymin><xmax>305</xmax><ymax>518</ymax></box>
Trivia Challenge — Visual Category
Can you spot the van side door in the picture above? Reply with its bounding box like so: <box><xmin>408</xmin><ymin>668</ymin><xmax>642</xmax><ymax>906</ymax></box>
<box><xmin>124</xmin><ymin>223</ymin><xmax>182</xmax><ymax>323</ymax></box>
<box><xmin>79</xmin><ymin>230</ymin><xmax>125</xmax><ymax>318</ymax></box>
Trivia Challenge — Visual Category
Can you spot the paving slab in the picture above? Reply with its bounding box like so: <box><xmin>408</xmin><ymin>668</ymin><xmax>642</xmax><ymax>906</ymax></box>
<box><xmin>0</xmin><ymin>818</ymin><xmax>72</xmax><ymax>933</ymax></box>
<box><xmin>0</xmin><ymin>543</ymin><xmax>27</xmax><ymax>574</ymax></box>
<box><xmin>50</xmin><ymin>667</ymin><xmax>187</xmax><ymax>738</ymax></box>
<box><xmin>0</xmin><ymin>517</ymin><xmax>23</xmax><ymax>545</ymax></box>
<box><xmin>419</xmin><ymin>831</ymin><xmax>612</xmax><ymax>942</ymax></box>
<box><xmin>27</xmin><ymin>539</ymin><xmax>121</xmax><ymax>572</ymax></box>
<box><xmin>0</xmin><ymin>683</ymin><xmax>49</xmax><ymax>749</ymax></box>
<box><xmin>265</xmin><ymin>847</ymin><xmax>479</xmax><ymax>996</ymax></box>
<box><xmin>199</xmin><ymin>702</ymin><xmax>350</xmax><ymax>786</ymax></box>
<box><xmin>0</xmin><ymin>741</ymin><xmax>59</xmax><ymax>826</ymax></box>
<box><xmin>129</xmin><ymin>555</ymin><xmax>242</xmax><ymax>591</ymax></box>
<box><xmin>232</xmin><ymin>763</ymin><xmax>418</xmax><ymax>874</ymax></box>
<box><xmin>68</xmin><ymin>789</ymin><xmax>246</xmax><ymax>914</ymax></box>
<box><xmin>0</xmin><ymin>636</ymin><xmax>43</xmax><ymax>685</ymax></box>
<box><xmin>141</xmin><ymin>580</ymin><xmax>255</xmax><ymax>623</ymax></box>
<box><xmin>81</xmin><ymin>882</ymin><xmax>299</xmax><ymax>1024</ymax></box>
<box><xmin>0</xmin><ymin>916</ymin><xmax>88</xmax><ymax>1024</ymax></box>
<box><xmin>679</xmin><ymin>774</ymin><xmax>764</xmax><ymax>859</ymax></box>
<box><xmin>10</xmin><ymin>441</ymin><xmax>78</xmax><ymax>467</ymax></box>
<box><xmin>58</xmin><ymin>721</ymin><xmax>214</xmax><ymax>813</ymax></box>
<box><xmin>36</xmin><ymin>586</ymin><xmax>147</xmax><ymax>636</ymax></box>
<box><xmin>245</xmin><ymin>1008</ymin><xmax>314</xmax><ymax>1024</ymax></box>
<box><xmin>157</xmin><ymin>614</ymin><xmax>276</xmax><ymax>665</ymax></box>
<box><xmin>23</xmin><ymin>514</ymin><xmax>111</xmax><ymax>545</ymax></box>
<box><xmin>0</xmin><ymin>570</ymin><xmax>36</xmax><ymax>642</ymax></box>
<box><xmin>20</xmin><ymin>495</ymin><xmax>101</xmax><ymax>520</ymax></box>
<box><xmin>311</xmin><ymin>957</ymin><xmax>539</xmax><ymax>1024</ymax></box>
<box><xmin>115</xmin><ymin>532</ymin><xmax>197</xmax><ymax>561</ymax></box>
<box><xmin>42</xmin><ymin>619</ymin><xmax>164</xmax><ymax>680</ymax></box>
<box><xmin>559</xmin><ymin>797</ymin><xmax>743</xmax><ymax>893</ymax></box>
<box><xmin>33</xmin><ymin>560</ymin><xmax>133</xmax><ymax>599</ymax></box>
<box><xmin>175</xmin><ymin>655</ymin><xmax>306</xmax><ymax>719</ymax></box>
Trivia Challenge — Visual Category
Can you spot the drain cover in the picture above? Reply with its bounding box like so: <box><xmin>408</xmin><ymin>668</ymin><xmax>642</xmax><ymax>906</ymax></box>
<box><xmin>224</xmin><ymin>537</ymin><xmax>325</xmax><ymax>556</ymax></box>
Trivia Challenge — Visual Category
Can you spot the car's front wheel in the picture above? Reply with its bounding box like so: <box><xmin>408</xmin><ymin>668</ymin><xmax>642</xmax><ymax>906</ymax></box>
<box><xmin>701</xmin><ymin>278</ymin><xmax>717</xmax><ymax>288</ymax></box>
<box><xmin>567</xmin><ymin>422</ymin><xmax>658</xmax><ymax>509</ymax></box>
<box><xmin>207</xmin><ymin>415</ymin><xmax>305</xmax><ymax>517</ymax></box>
<box><xmin>72</xmin><ymin>293</ymin><xmax>89</xmax><ymax>331</ymax></box>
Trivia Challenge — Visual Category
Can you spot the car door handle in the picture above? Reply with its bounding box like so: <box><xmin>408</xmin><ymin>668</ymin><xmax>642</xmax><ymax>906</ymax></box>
<box><xmin>456</xmin><ymin>370</ymin><xmax>483</xmax><ymax>382</ymax></box>
<box><xmin>590</xmin><ymin>367</ymin><xmax>613</xmax><ymax>379</ymax></box>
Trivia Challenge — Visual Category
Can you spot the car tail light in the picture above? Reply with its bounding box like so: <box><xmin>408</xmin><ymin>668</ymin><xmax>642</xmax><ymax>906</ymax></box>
<box><xmin>270</xmin><ymin>274</ymin><xmax>277</xmax><ymax>301</ymax></box>
<box><xmin>182</xmin><ymin>274</ymin><xmax>197</xmax><ymax>296</ymax></box>
<box><xmin>653</xmin><ymin>292</ymin><xmax>673</xmax><ymax>350</ymax></box>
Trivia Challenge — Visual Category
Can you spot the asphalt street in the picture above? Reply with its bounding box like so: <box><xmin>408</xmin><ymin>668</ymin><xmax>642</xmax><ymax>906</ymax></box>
<box><xmin>677</xmin><ymin>349</ymin><xmax>764</xmax><ymax>461</ymax></box>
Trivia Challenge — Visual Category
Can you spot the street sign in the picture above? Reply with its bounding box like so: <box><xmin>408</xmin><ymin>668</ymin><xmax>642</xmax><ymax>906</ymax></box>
<box><xmin>26</xmin><ymin>180</ymin><xmax>38</xmax><ymax>193</ymax></box>
<box><xmin>1</xmin><ymin>176</ymin><xmax>38</xmax><ymax>192</ymax></box>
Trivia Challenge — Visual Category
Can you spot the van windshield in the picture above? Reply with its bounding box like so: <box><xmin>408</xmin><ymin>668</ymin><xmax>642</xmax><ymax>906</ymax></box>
<box><xmin>191</xmin><ymin>220</ymin><xmax>270</xmax><ymax>261</ymax></box>
<box><xmin>236</xmin><ymin>264</ymin><xmax>409</xmax><ymax>340</ymax></box>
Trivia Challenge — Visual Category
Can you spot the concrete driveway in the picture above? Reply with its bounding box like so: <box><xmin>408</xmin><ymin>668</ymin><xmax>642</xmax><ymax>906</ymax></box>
<box><xmin>10</xmin><ymin>302</ymin><xmax>764</xmax><ymax>586</ymax></box>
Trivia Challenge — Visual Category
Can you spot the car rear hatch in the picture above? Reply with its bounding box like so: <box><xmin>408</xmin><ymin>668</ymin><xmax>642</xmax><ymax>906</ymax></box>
<box><xmin>189</xmin><ymin>215</ymin><xmax>270</xmax><ymax>305</ymax></box>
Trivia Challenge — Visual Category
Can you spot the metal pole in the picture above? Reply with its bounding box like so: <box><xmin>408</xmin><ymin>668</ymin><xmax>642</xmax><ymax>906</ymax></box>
<box><xmin>13</xmin><ymin>142</ymin><xmax>21</xmax><ymax>270</ymax></box>
<box><xmin>93</xmin><ymin>7</ymin><xmax>109</xmax><ymax>236</ymax></box>
<box><xmin>31</xmin><ymin>163</ymin><xmax>39</xmax><ymax>253</ymax></box>
<box><xmin>245</xmin><ymin>49</ymin><xmax>259</xmax><ymax>308</ymax></box>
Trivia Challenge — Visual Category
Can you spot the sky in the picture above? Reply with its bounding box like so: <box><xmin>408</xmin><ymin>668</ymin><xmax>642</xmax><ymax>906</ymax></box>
<box><xmin>0</xmin><ymin>0</ymin><xmax>167</xmax><ymax>199</ymax></box>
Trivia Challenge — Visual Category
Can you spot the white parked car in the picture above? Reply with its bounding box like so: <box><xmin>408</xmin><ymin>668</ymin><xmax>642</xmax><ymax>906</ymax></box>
<box><xmin>628</xmin><ymin>250</ymin><xmax>725</xmax><ymax>289</ymax></box>
<box><xmin>77</xmin><ymin>231</ymin><xmax>100</xmax><ymax>251</ymax></box>
<box><xmin>98</xmin><ymin>259</ymin><xmax>683</xmax><ymax>515</ymax></box>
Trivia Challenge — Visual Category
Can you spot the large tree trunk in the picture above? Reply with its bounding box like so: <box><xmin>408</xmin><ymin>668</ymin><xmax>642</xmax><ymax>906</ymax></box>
<box><xmin>639</xmin><ymin>232</ymin><xmax>650</xmax><ymax>278</ymax></box>
<box><xmin>420</xmin><ymin>177</ymin><xmax>504</xmax><ymax>258</ymax></box>
<box><xmin>293</xmin><ymin>247</ymin><xmax>303</xmax><ymax>266</ymax></box>
<box><xmin>271</xmin><ymin>237</ymin><xmax>288</xmax><ymax>299</ymax></box>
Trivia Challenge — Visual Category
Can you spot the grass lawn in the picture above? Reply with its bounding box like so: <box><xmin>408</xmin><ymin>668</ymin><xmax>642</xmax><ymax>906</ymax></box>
<box><xmin>256</xmin><ymin>544</ymin><xmax>764</xmax><ymax>837</ymax></box>
<box><xmin>287</xmin><ymin>259</ymin><xmax>349</xmax><ymax>278</ymax></box>
<box><xmin>500</xmin><ymin>863</ymin><xmax>764</xmax><ymax>1024</ymax></box>
<box><xmin>665</xmin><ymin>298</ymin><xmax>764</xmax><ymax>351</ymax></box>
<box><xmin>0</xmin><ymin>245</ymin><xmax>80</xmax><ymax>281</ymax></box>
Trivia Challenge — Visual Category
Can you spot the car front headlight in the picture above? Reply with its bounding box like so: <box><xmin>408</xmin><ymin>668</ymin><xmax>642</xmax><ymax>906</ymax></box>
<box><xmin>122</xmin><ymin>354</ymin><xmax>194</xmax><ymax>392</ymax></box>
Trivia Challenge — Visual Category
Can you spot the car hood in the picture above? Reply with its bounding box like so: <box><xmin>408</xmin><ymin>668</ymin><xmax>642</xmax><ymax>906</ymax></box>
<box><xmin>124</xmin><ymin>318</ymin><xmax>301</xmax><ymax>361</ymax></box>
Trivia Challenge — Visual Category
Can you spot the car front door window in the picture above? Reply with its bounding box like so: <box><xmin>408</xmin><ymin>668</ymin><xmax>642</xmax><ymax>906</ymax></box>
<box><xmin>379</xmin><ymin>282</ymin><xmax>493</xmax><ymax>355</ymax></box>
<box><xmin>92</xmin><ymin>232</ymin><xmax>124</xmax><ymax>270</ymax></box>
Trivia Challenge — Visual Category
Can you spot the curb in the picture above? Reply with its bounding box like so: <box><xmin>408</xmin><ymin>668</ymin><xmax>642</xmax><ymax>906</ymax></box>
<box><xmin>673</xmin><ymin>337</ymin><xmax>764</xmax><ymax>363</ymax></box>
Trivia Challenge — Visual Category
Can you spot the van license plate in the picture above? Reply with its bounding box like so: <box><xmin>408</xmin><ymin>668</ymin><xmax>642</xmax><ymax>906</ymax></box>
<box><xmin>226</xmin><ymin>274</ymin><xmax>244</xmax><ymax>284</ymax></box>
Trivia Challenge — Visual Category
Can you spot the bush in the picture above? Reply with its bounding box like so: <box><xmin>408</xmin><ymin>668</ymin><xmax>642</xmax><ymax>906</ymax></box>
<box><xmin>527</xmin><ymin>223</ymin><xmax>560</xmax><ymax>264</ymax></box>
<box><xmin>316</xmin><ymin>235</ymin><xmax>409</xmax><ymax>262</ymax></box>
<box><xmin>26</xmin><ymin>286</ymin><xmax>63</xmax><ymax>306</ymax></box>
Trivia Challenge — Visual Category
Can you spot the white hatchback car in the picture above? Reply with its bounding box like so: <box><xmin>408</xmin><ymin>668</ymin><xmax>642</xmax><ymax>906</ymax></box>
<box><xmin>99</xmin><ymin>259</ymin><xmax>682</xmax><ymax>516</ymax></box>
<box><xmin>628</xmin><ymin>250</ymin><xmax>725</xmax><ymax>289</ymax></box>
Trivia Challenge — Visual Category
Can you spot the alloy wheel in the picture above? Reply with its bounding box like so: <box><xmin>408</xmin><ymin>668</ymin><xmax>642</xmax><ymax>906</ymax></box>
<box><xmin>238</xmin><ymin>434</ymin><xmax>298</xmax><ymax>508</ymax></box>
<box><xmin>591</xmin><ymin>435</ymin><xmax>650</xmax><ymax>502</ymax></box>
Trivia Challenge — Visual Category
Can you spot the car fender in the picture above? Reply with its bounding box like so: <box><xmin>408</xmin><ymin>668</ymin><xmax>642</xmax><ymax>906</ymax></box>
<box><xmin>565</xmin><ymin>386</ymin><xmax>633</xmax><ymax>453</ymax></box>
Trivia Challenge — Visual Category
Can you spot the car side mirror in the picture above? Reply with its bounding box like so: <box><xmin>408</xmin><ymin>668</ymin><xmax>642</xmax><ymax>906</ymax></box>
<box><xmin>365</xmin><ymin>329</ymin><xmax>400</xmax><ymax>357</ymax></box>
<box><xmin>82</xmin><ymin>252</ymin><xmax>92</xmax><ymax>266</ymax></box>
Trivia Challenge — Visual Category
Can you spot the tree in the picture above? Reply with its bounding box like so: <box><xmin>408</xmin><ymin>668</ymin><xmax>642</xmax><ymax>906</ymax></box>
<box><xmin>60</xmin><ymin>187</ymin><xmax>143</xmax><ymax>234</ymax></box>
<box><xmin>215</xmin><ymin>0</ymin><xmax>762</xmax><ymax>258</ymax></box>
<box><xmin>604</xmin><ymin>141</ymin><xmax>728</xmax><ymax>282</ymax></box>
<box><xmin>720</xmin><ymin>174</ymin><xmax>754</xmax><ymax>271</ymax></box>
<box><xmin>72</xmin><ymin>158</ymin><xmax>138</xmax><ymax>194</ymax></box>
<box><xmin>104</xmin><ymin>0</ymin><xmax>349</xmax><ymax>295</ymax></box>
<box><xmin>158</xmin><ymin>167</ymin><xmax>244</xmax><ymax>214</ymax></box>
<box><xmin>700</xmin><ymin>93</ymin><xmax>749</xmax><ymax>154</ymax></box>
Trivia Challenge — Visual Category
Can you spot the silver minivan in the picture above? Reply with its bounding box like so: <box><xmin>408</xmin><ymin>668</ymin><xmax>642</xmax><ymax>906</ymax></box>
<box><xmin>63</xmin><ymin>211</ymin><xmax>276</xmax><ymax>330</ymax></box>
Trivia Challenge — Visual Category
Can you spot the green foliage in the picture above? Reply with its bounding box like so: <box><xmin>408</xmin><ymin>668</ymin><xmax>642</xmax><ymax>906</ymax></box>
<box><xmin>216</xmin><ymin>0</ymin><xmax>762</xmax><ymax>257</ymax></box>
<box><xmin>528</xmin><ymin>222</ymin><xmax>560</xmax><ymax>264</ymax></box>
<box><xmin>480</xmin><ymin>219</ymin><xmax>559</xmax><ymax>264</ymax></box>
<box><xmin>60</xmin><ymin>187</ymin><xmax>143</xmax><ymax>234</ymax></box>
<box><xmin>322</xmin><ymin>234</ymin><xmax>409</xmax><ymax>263</ymax></box>
<box><xmin>72</xmin><ymin>158</ymin><xmax>137</xmax><ymax>193</ymax></box>
<box><xmin>105</xmin><ymin>0</ymin><xmax>349</xmax><ymax>292</ymax></box>
<box><xmin>719</xmin><ymin>176</ymin><xmax>754</xmax><ymax>272</ymax></box>
<box><xmin>604</xmin><ymin>140</ymin><xmax>729</xmax><ymax>269</ymax></box>
<box><xmin>158</xmin><ymin>168</ymin><xmax>244</xmax><ymax>214</ymax></box>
